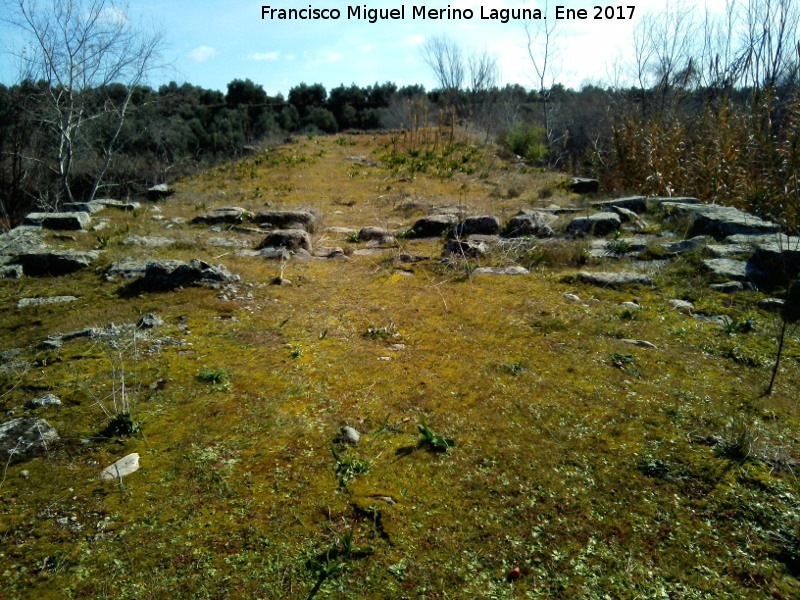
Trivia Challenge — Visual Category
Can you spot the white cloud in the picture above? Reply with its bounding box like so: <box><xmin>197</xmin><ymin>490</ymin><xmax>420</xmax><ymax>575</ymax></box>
<box><xmin>326</xmin><ymin>52</ymin><xmax>343</xmax><ymax>63</ymax></box>
<box><xmin>397</xmin><ymin>34</ymin><xmax>425</xmax><ymax>47</ymax></box>
<box><xmin>187</xmin><ymin>45</ymin><xmax>217</xmax><ymax>63</ymax></box>
<box><xmin>361</xmin><ymin>44</ymin><xmax>374</xmax><ymax>52</ymax></box>
<box><xmin>249</xmin><ymin>52</ymin><xmax>279</xmax><ymax>61</ymax></box>
<box><xmin>95</xmin><ymin>6</ymin><xmax>128</xmax><ymax>25</ymax></box>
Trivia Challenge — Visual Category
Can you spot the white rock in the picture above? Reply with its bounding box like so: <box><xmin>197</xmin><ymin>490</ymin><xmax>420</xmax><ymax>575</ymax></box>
<box><xmin>621</xmin><ymin>339</ymin><xmax>659</xmax><ymax>350</ymax></box>
<box><xmin>100</xmin><ymin>453</ymin><xmax>140</xmax><ymax>481</ymax></box>
<box><xmin>668</xmin><ymin>299</ymin><xmax>694</xmax><ymax>313</ymax></box>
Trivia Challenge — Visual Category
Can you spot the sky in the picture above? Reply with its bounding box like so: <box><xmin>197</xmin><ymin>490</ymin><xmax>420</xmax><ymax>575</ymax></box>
<box><xmin>0</xmin><ymin>0</ymin><xmax>732</xmax><ymax>96</ymax></box>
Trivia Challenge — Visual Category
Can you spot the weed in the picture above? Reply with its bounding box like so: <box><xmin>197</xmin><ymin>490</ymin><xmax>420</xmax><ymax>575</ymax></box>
<box><xmin>331</xmin><ymin>448</ymin><xmax>371</xmax><ymax>486</ymax></box>
<box><xmin>500</xmin><ymin>361</ymin><xmax>526</xmax><ymax>375</ymax></box>
<box><xmin>99</xmin><ymin>411</ymin><xmax>140</xmax><ymax>438</ymax></box>
<box><xmin>197</xmin><ymin>368</ymin><xmax>232</xmax><ymax>391</ymax></box>
<box><xmin>197</xmin><ymin>368</ymin><xmax>231</xmax><ymax>385</ymax></box>
<box><xmin>715</xmin><ymin>419</ymin><xmax>760</xmax><ymax>463</ymax></box>
<box><xmin>609</xmin><ymin>239</ymin><xmax>633</xmax><ymax>254</ymax></box>
<box><xmin>637</xmin><ymin>457</ymin><xmax>671</xmax><ymax>479</ymax></box>
<box><xmin>418</xmin><ymin>419</ymin><xmax>455</xmax><ymax>451</ymax></box>
<box><xmin>723</xmin><ymin>317</ymin><xmax>756</xmax><ymax>335</ymax></box>
<box><xmin>609</xmin><ymin>352</ymin><xmax>641</xmax><ymax>377</ymax></box>
<box><xmin>362</xmin><ymin>325</ymin><xmax>394</xmax><ymax>340</ymax></box>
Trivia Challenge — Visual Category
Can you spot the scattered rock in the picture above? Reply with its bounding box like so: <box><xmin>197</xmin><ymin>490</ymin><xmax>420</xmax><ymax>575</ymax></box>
<box><xmin>504</xmin><ymin>211</ymin><xmax>555</xmax><ymax>238</ymax></box>
<box><xmin>454</xmin><ymin>215</ymin><xmax>501</xmax><ymax>237</ymax></box>
<box><xmin>578</xmin><ymin>271</ymin><xmax>652</xmax><ymax>287</ymax></box>
<box><xmin>105</xmin><ymin>258</ymin><xmax>178</xmax><ymax>281</ymax></box>
<box><xmin>24</xmin><ymin>211</ymin><xmax>91</xmax><ymax>230</ymax></box>
<box><xmin>205</xmin><ymin>237</ymin><xmax>252</xmax><ymax>248</ymax></box>
<box><xmin>668</xmin><ymin>299</ymin><xmax>694</xmax><ymax>313</ymax></box>
<box><xmin>564</xmin><ymin>293</ymin><xmax>582</xmax><ymax>302</ymax></box>
<box><xmin>662</xmin><ymin>202</ymin><xmax>780</xmax><ymax>239</ymax></box>
<box><xmin>257</xmin><ymin>229</ymin><xmax>312</xmax><ymax>252</ymax></box>
<box><xmin>17</xmin><ymin>296</ymin><xmax>79</xmax><ymax>309</ymax></box>
<box><xmin>621</xmin><ymin>301</ymin><xmax>641</xmax><ymax>310</ymax></box>
<box><xmin>701</xmin><ymin>258</ymin><xmax>764</xmax><ymax>282</ymax></box>
<box><xmin>569</xmin><ymin>177</ymin><xmax>600</xmax><ymax>194</ymax></box>
<box><xmin>621</xmin><ymin>339</ymin><xmax>659</xmax><ymax>350</ymax></box>
<box><xmin>747</xmin><ymin>235</ymin><xmax>800</xmax><ymax>287</ymax></box>
<box><xmin>611</xmin><ymin>205</ymin><xmax>643</xmax><ymax>225</ymax></box>
<box><xmin>25</xmin><ymin>394</ymin><xmax>62</xmax><ymax>409</ymax></box>
<box><xmin>412</xmin><ymin>214</ymin><xmax>458</xmax><ymax>237</ymax></box>
<box><xmin>192</xmin><ymin>206</ymin><xmax>253</xmax><ymax>225</ymax></box>
<box><xmin>0</xmin><ymin>264</ymin><xmax>24</xmax><ymax>279</ymax></box>
<box><xmin>472</xmin><ymin>266</ymin><xmax>530</xmax><ymax>276</ymax></box>
<box><xmin>137</xmin><ymin>313</ymin><xmax>164</xmax><ymax>329</ymax></box>
<box><xmin>366</xmin><ymin>235</ymin><xmax>398</xmax><ymax>248</ymax></box>
<box><xmin>147</xmin><ymin>183</ymin><xmax>175</xmax><ymax>200</ymax></box>
<box><xmin>62</xmin><ymin>201</ymin><xmax>104</xmax><ymax>214</ymax></box>
<box><xmin>94</xmin><ymin>199</ymin><xmax>141</xmax><ymax>211</ymax></box>
<box><xmin>592</xmin><ymin>196</ymin><xmax>648</xmax><ymax>213</ymax></box>
<box><xmin>709</xmin><ymin>281</ymin><xmax>748</xmax><ymax>293</ymax></box>
<box><xmin>127</xmin><ymin>259</ymin><xmax>239</xmax><ymax>292</ymax></box>
<box><xmin>256</xmin><ymin>210</ymin><xmax>317</xmax><ymax>233</ymax></box>
<box><xmin>340</xmin><ymin>426</ymin><xmax>361</xmax><ymax>446</ymax></box>
<box><xmin>14</xmin><ymin>249</ymin><xmax>99</xmax><ymax>276</ymax></box>
<box><xmin>0</xmin><ymin>418</ymin><xmax>59</xmax><ymax>457</ymax></box>
<box><xmin>121</xmin><ymin>236</ymin><xmax>177</xmax><ymax>248</ymax></box>
<box><xmin>314</xmin><ymin>246</ymin><xmax>347</xmax><ymax>259</ymax></box>
<box><xmin>100</xmin><ymin>453</ymin><xmax>140</xmax><ymax>481</ymax></box>
<box><xmin>757</xmin><ymin>298</ymin><xmax>785</xmax><ymax>312</ymax></box>
<box><xmin>662</xmin><ymin>236</ymin><xmax>709</xmax><ymax>255</ymax></box>
<box><xmin>442</xmin><ymin>239</ymin><xmax>487</xmax><ymax>258</ymax></box>
<box><xmin>566</xmin><ymin>212</ymin><xmax>621</xmax><ymax>237</ymax></box>
<box><xmin>358</xmin><ymin>226</ymin><xmax>391</xmax><ymax>241</ymax></box>
<box><xmin>0</xmin><ymin>226</ymin><xmax>46</xmax><ymax>256</ymax></box>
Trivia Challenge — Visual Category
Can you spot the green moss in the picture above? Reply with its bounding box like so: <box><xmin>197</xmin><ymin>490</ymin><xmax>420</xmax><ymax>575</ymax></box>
<box><xmin>0</xmin><ymin>133</ymin><xmax>799</xmax><ymax>599</ymax></box>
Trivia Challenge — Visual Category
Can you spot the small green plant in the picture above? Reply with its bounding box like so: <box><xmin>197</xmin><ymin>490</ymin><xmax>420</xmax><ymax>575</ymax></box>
<box><xmin>500</xmin><ymin>361</ymin><xmax>526</xmax><ymax>376</ymax></box>
<box><xmin>197</xmin><ymin>368</ymin><xmax>232</xmax><ymax>391</ymax></box>
<box><xmin>306</xmin><ymin>527</ymin><xmax>373</xmax><ymax>600</ymax></box>
<box><xmin>609</xmin><ymin>353</ymin><xmax>636</xmax><ymax>367</ymax></box>
<box><xmin>99</xmin><ymin>411</ymin><xmax>140</xmax><ymax>438</ymax></box>
<box><xmin>714</xmin><ymin>419</ymin><xmax>760</xmax><ymax>463</ymax></box>
<box><xmin>332</xmin><ymin>448</ymin><xmax>372</xmax><ymax>486</ymax></box>
<box><xmin>362</xmin><ymin>326</ymin><xmax>393</xmax><ymax>340</ymax></box>
<box><xmin>418</xmin><ymin>419</ymin><xmax>455</xmax><ymax>451</ymax></box>
<box><xmin>609</xmin><ymin>239</ymin><xmax>633</xmax><ymax>253</ymax></box>
<box><xmin>637</xmin><ymin>457</ymin><xmax>671</xmax><ymax>479</ymax></box>
<box><xmin>723</xmin><ymin>317</ymin><xmax>756</xmax><ymax>335</ymax></box>
<box><xmin>197</xmin><ymin>368</ymin><xmax>230</xmax><ymax>384</ymax></box>
<box><xmin>609</xmin><ymin>353</ymin><xmax>641</xmax><ymax>377</ymax></box>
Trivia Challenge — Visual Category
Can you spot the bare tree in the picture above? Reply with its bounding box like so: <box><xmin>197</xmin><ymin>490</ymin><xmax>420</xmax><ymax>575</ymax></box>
<box><xmin>525</xmin><ymin>0</ymin><xmax>561</xmax><ymax>141</ymax></box>
<box><xmin>422</xmin><ymin>34</ymin><xmax>465</xmax><ymax>91</ymax></box>
<box><xmin>2</xmin><ymin>0</ymin><xmax>164</xmax><ymax>208</ymax></box>
<box><xmin>740</xmin><ymin>0</ymin><xmax>800</xmax><ymax>90</ymax></box>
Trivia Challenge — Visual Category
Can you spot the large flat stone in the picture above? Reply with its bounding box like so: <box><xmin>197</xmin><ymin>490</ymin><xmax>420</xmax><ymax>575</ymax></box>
<box><xmin>567</xmin><ymin>212</ymin><xmax>621</xmax><ymax>236</ymax></box>
<box><xmin>0</xmin><ymin>418</ymin><xmax>59</xmax><ymax>457</ymax></box>
<box><xmin>578</xmin><ymin>271</ymin><xmax>653</xmax><ymax>287</ymax></box>
<box><xmin>662</xmin><ymin>203</ymin><xmax>780</xmax><ymax>239</ymax></box>
<box><xmin>15</xmin><ymin>249</ymin><xmax>99</xmax><ymax>276</ymax></box>
<box><xmin>24</xmin><ymin>212</ymin><xmax>91</xmax><ymax>230</ymax></box>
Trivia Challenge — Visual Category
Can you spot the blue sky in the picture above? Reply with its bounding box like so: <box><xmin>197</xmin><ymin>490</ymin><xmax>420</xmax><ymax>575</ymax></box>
<box><xmin>0</xmin><ymin>0</ymin><xmax>730</xmax><ymax>96</ymax></box>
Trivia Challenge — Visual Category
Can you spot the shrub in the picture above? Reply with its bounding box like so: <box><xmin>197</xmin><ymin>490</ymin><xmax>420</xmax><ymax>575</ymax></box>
<box><xmin>499</xmin><ymin>122</ymin><xmax>548</xmax><ymax>163</ymax></box>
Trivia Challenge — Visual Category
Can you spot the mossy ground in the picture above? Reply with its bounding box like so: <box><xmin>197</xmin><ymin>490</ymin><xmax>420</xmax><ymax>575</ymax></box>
<box><xmin>1</xmin><ymin>132</ymin><xmax>800</xmax><ymax>599</ymax></box>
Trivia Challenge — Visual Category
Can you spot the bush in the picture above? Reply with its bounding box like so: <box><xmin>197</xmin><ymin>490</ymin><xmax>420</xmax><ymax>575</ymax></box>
<box><xmin>499</xmin><ymin>122</ymin><xmax>548</xmax><ymax>163</ymax></box>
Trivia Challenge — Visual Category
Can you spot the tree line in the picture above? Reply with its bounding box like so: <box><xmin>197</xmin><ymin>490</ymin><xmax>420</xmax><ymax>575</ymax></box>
<box><xmin>2</xmin><ymin>0</ymin><xmax>799</xmax><ymax>233</ymax></box>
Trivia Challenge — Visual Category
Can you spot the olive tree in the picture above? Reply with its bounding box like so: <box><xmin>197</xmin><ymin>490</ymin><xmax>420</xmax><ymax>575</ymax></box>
<box><xmin>2</xmin><ymin>0</ymin><xmax>164</xmax><ymax>208</ymax></box>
